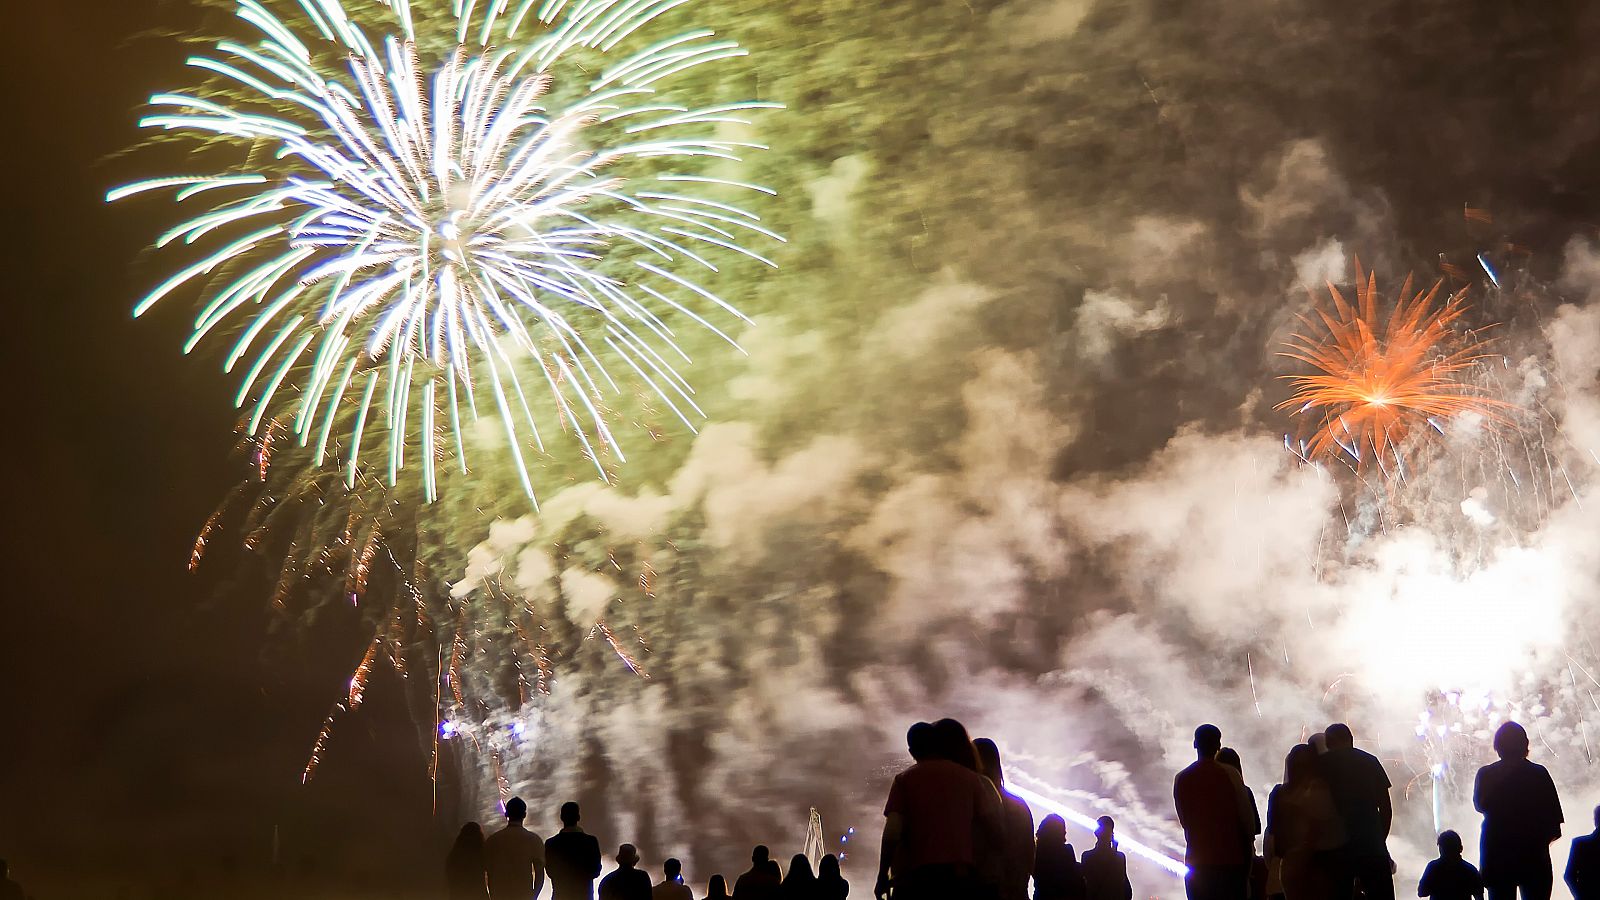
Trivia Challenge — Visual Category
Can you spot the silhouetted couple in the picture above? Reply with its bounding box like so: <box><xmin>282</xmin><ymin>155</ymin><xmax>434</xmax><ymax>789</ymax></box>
<box><xmin>448</xmin><ymin>798</ymin><xmax>602</xmax><ymax>899</ymax></box>
<box><xmin>1031</xmin><ymin>813</ymin><xmax>1130</xmax><ymax>900</ymax></box>
<box><xmin>873</xmin><ymin>717</ymin><xmax>1045</xmax><ymax>900</ymax></box>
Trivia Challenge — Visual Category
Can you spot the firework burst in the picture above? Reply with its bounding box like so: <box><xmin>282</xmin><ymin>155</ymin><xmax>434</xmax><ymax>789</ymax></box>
<box><xmin>1278</xmin><ymin>269</ymin><xmax>1510</xmax><ymax>470</ymax></box>
<box><xmin>112</xmin><ymin>0</ymin><xmax>781</xmax><ymax>503</ymax></box>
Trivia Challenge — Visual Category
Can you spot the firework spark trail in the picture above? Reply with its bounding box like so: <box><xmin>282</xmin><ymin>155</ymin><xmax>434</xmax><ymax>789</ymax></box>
<box><xmin>1278</xmin><ymin>269</ymin><xmax>1511</xmax><ymax>468</ymax></box>
<box><xmin>113</xmin><ymin>0</ymin><xmax>782</xmax><ymax>503</ymax></box>
<box><xmin>1007</xmin><ymin>775</ymin><xmax>1188</xmax><ymax>878</ymax></box>
<box><xmin>589</xmin><ymin>621</ymin><xmax>649</xmax><ymax>677</ymax></box>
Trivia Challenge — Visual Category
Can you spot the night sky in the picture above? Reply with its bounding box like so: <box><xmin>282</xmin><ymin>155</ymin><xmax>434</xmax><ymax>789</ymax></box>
<box><xmin>10</xmin><ymin>1</ymin><xmax>1600</xmax><ymax>898</ymax></box>
<box><xmin>2</xmin><ymin>3</ymin><xmax>438</xmax><ymax>897</ymax></box>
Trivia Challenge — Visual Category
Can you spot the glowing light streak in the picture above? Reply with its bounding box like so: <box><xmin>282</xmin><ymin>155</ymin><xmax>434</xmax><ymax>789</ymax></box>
<box><xmin>1006</xmin><ymin>778</ymin><xmax>1189</xmax><ymax>879</ymax></box>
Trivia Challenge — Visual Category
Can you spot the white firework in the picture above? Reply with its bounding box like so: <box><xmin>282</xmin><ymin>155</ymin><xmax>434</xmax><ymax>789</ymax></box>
<box><xmin>111</xmin><ymin>0</ymin><xmax>782</xmax><ymax>502</ymax></box>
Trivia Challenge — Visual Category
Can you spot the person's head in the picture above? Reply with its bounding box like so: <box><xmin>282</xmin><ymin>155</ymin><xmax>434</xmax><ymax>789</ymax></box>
<box><xmin>973</xmin><ymin>737</ymin><xmax>1005</xmax><ymax>786</ymax></box>
<box><xmin>504</xmin><ymin>797</ymin><xmax>527</xmax><ymax>823</ymax></box>
<box><xmin>455</xmin><ymin>822</ymin><xmax>485</xmax><ymax>847</ymax></box>
<box><xmin>932</xmin><ymin>718</ymin><xmax>978</xmax><ymax>770</ymax></box>
<box><xmin>1493</xmin><ymin>721</ymin><xmax>1530</xmax><ymax>760</ymax></box>
<box><xmin>784</xmin><ymin>855</ymin><xmax>814</xmax><ymax>884</ymax></box>
<box><xmin>709</xmin><ymin>874</ymin><xmax>730</xmax><ymax>896</ymax></box>
<box><xmin>1194</xmin><ymin>724</ymin><xmax>1222</xmax><ymax>757</ymax></box>
<box><xmin>907</xmin><ymin>721</ymin><xmax>936</xmax><ymax>761</ymax></box>
<box><xmin>819</xmin><ymin>854</ymin><xmax>842</xmax><ymax>880</ymax></box>
<box><xmin>752</xmin><ymin>845</ymin><xmax>770</xmax><ymax>865</ymax></box>
<box><xmin>1284</xmin><ymin>743</ymin><xmax>1318</xmax><ymax>787</ymax></box>
<box><xmin>1308</xmin><ymin>732</ymin><xmax>1328</xmax><ymax>754</ymax></box>
<box><xmin>1096</xmin><ymin>816</ymin><xmax>1116</xmax><ymax>844</ymax></box>
<box><xmin>560</xmin><ymin>801</ymin><xmax>581</xmax><ymax>828</ymax></box>
<box><xmin>1324</xmin><ymin>723</ymin><xmax>1354</xmax><ymax>750</ymax></box>
<box><xmin>1593</xmin><ymin>804</ymin><xmax>1600</xmax><ymax>832</ymax></box>
<box><xmin>1217</xmin><ymin>746</ymin><xmax>1242</xmax><ymax>775</ymax></box>
<box><xmin>1437</xmin><ymin>831</ymin><xmax>1464</xmax><ymax>859</ymax></box>
<box><xmin>616</xmin><ymin>844</ymin><xmax>640</xmax><ymax>869</ymax></box>
<box><xmin>1037</xmin><ymin>814</ymin><xmax>1067</xmax><ymax>846</ymax></box>
<box><xmin>663</xmin><ymin>858</ymin><xmax>683</xmax><ymax>882</ymax></box>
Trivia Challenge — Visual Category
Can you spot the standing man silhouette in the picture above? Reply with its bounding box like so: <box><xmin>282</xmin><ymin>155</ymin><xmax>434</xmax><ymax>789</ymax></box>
<box><xmin>547</xmin><ymin>801</ymin><xmax>603</xmax><ymax>900</ymax></box>
<box><xmin>1475</xmin><ymin>722</ymin><xmax>1564</xmax><ymax>900</ymax></box>
<box><xmin>1175</xmin><ymin>724</ymin><xmax>1257</xmax><ymax>900</ymax></box>
<box><xmin>1565</xmin><ymin>806</ymin><xmax>1600</xmax><ymax>900</ymax></box>
<box><xmin>1321</xmin><ymin>723</ymin><xmax>1394</xmax><ymax>900</ymax></box>
<box><xmin>485</xmin><ymin>797</ymin><xmax>548</xmax><ymax>900</ymax></box>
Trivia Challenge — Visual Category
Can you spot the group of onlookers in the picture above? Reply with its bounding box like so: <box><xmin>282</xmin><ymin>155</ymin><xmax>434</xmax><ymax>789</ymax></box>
<box><xmin>445</xmin><ymin>715</ymin><xmax>1600</xmax><ymax>900</ymax></box>
<box><xmin>445</xmin><ymin>798</ymin><xmax>849</xmax><ymax>899</ymax></box>
<box><xmin>1171</xmin><ymin>719</ymin><xmax>1594</xmax><ymax>900</ymax></box>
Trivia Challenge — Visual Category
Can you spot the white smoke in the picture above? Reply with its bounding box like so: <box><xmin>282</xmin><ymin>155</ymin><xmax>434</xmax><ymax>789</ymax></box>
<box><xmin>435</xmin><ymin>151</ymin><xmax>1600</xmax><ymax>899</ymax></box>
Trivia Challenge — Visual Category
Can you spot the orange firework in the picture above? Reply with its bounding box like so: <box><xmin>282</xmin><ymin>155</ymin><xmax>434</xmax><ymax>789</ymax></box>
<box><xmin>1278</xmin><ymin>269</ymin><xmax>1509</xmax><ymax>466</ymax></box>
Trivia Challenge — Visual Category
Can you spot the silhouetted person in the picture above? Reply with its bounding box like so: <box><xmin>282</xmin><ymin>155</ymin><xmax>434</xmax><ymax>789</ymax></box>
<box><xmin>0</xmin><ymin>859</ymin><xmax>26</xmax><ymax>900</ymax></box>
<box><xmin>447</xmin><ymin>822</ymin><xmax>490</xmax><ymax>899</ymax></box>
<box><xmin>1033</xmin><ymin>815</ymin><xmax>1086</xmax><ymax>900</ymax></box>
<box><xmin>709</xmin><ymin>874</ymin><xmax>734</xmax><ymax>900</ymax></box>
<box><xmin>1565</xmin><ymin>806</ymin><xmax>1600</xmax><ymax>900</ymax></box>
<box><xmin>932</xmin><ymin>717</ymin><xmax>981</xmax><ymax>770</ymax></box>
<box><xmin>907</xmin><ymin>721</ymin><xmax>936</xmax><ymax>761</ymax></box>
<box><xmin>782</xmin><ymin>854</ymin><xmax>817</xmax><ymax>899</ymax></box>
<box><xmin>1175</xmin><ymin>724</ymin><xmax>1256</xmax><ymax>900</ymax></box>
<box><xmin>1219</xmin><ymin>747</ymin><xmax>1267</xmax><ymax>900</ymax></box>
<box><xmin>1321</xmin><ymin>723</ymin><xmax>1393</xmax><ymax>900</ymax></box>
<box><xmin>976</xmin><ymin>737</ymin><xmax>1037</xmax><ymax>900</ymax></box>
<box><xmin>817</xmin><ymin>854</ymin><xmax>850</xmax><ymax>900</ymax></box>
<box><xmin>1081</xmin><ymin>818</ymin><xmax>1132</xmax><ymax>900</ymax></box>
<box><xmin>486</xmin><ymin>798</ymin><xmax>547</xmax><ymax>900</ymax></box>
<box><xmin>876</xmin><ymin>718</ymin><xmax>1002</xmax><ymax>900</ymax></box>
<box><xmin>735</xmin><ymin>846</ymin><xmax>781</xmax><ymax>900</ymax></box>
<box><xmin>1474</xmin><ymin>722</ymin><xmax>1564</xmax><ymax>900</ymax></box>
<box><xmin>655</xmin><ymin>858</ymin><xmax>693</xmax><ymax>900</ymax></box>
<box><xmin>1419</xmin><ymin>831</ymin><xmax>1483</xmax><ymax>900</ymax></box>
<box><xmin>547</xmin><ymin>802</ymin><xmax>604</xmax><ymax>900</ymax></box>
<box><xmin>1266</xmin><ymin>744</ymin><xmax>1342</xmax><ymax>900</ymax></box>
<box><xmin>1217</xmin><ymin>749</ymin><xmax>1264</xmax><ymax>839</ymax></box>
<box><xmin>600</xmin><ymin>844</ymin><xmax>653</xmax><ymax>900</ymax></box>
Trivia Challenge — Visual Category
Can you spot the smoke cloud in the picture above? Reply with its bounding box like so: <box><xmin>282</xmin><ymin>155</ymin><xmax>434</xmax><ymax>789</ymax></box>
<box><xmin>431</xmin><ymin>0</ymin><xmax>1600</xmax><ymax>895</ymax></box>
